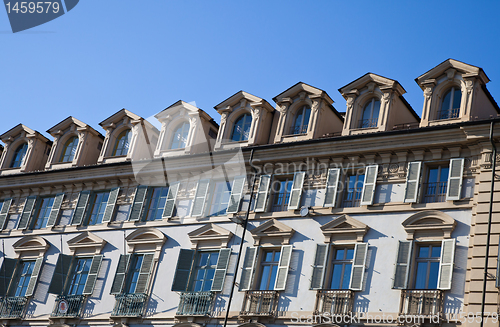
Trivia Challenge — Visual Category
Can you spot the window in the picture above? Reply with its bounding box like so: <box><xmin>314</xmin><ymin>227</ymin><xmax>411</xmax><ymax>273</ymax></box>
<box><xmin>271</xmin><ymin>178</ymin><xmax>293</xmax><ymax>212</ymax></box>
<box><xmin>60</xmin><ymin>136</ymin><xmax>79</xmax><ymax>162</ymax></box>
<box><xmin>342</xmin><ymin>174</ymin><xmax>364</xmax><ymax>208</ymax></box>
<box><xmin>414</xmin><ymin>245</ymin><xmax>441</xmax><ymax>289</ymax></box>
<box><xmin>126</xmin><ymin>255</ymin><xmax>144</xmax><ymax>294</ymax></box>
<box><xmin>290</xmin><ymin>106</ymin><xmax>311</xmax><ymax>135</ymax></box>
<box><xmin>112</xmin><ymin>129</ymin><xmax>131</xmax><ymax>156</ymax></box>
<box><xmin>143</xmin><ymin>187</ymin><xmax>169</xmax><ymax>221</ymax></box>
<box><xmin>12</xmin><ymin>261</ymin><xmax>36</xmax><ymax>297</ymax></box>
<box><xmin>359</xmin><ymin>98</ymin><xmax>380</xmax><ymax>128</ymax></box>
<box><xmin>10</xmin><ymin>143</ymin><xmax>28</xmax><ymax>168</ymax></box>
<box><xmin>423</xmin><ymin>165</ymin><xmax>449</xmax><ymax>203</ymax></box>
<box><xmin>258</xmin><ymin>250</ymin><xmax>280</xmax><ymax>290</ymax></box>
<box><xmin>206</xmin><ymin>181</ymin><xmax>231</xmax><ymax>216</ymax></box>
<box><xmin>86</xmin><ymin>191</ymin><xmax>110</xmax><ymax>225</ymax></box>
<box><xmin>190</xmin><ymin>251</ymin><xmax>219</xmax><ymax>292</ymax></box>
<box><xmin>438</xmin><ymin>87</ymin><xmax>461</xmax><ymax>120</ymax></box>
<box><xmin>32</xmin><ymin>197</ymin><xmax>55</xmax><ymax>229</ymax></box>
<box><xmin>170</xmin><ymin>122</ymin><xmax>190</xmax><ymax>149</ymax></box>
<box><xmin>66</xmin><ymin>258</ymin><xmax>92</xmax><ymax>295</ymax></box>
<box><xmin>231</xmin><ymin>113</ymin><xmax>252</xmax><ymax>142</ymax></box>
<box><xmin>330</xmin><ymin>247</ymin><xmax>354</xmax><ymax>290</ymax></box>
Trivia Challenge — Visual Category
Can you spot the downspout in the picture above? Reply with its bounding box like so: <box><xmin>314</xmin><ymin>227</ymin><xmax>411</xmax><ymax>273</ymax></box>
<box><xmin>223</xmin><ymin>148</ymin><xmax>256</xmax><ymax>327</ymax></box>
<box><xmin>479</xmin><ymin>121</ymin><xmax>496</xmax><ymax>327</ymax></box>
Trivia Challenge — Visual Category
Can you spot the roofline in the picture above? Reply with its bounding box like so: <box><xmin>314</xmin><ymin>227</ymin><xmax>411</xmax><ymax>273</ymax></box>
<box><xmin>415</xmin><ymin>58</ymin><xmax>490</xmax><ymax>84</ymax></box>
<box><xmin>338</xmin><ymin>72</ymin><xmax>406</xmax><ymax>94</ymax></box>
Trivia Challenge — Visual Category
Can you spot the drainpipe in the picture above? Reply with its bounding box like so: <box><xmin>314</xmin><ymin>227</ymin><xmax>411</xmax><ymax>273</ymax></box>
<box><xmin>223</xmin><ymin>148</ymin><xmax>256</xmax><ymax>327</ymax></box>
<box><xmin>479</xmin><ymin>121</ymin><xmax>496</xmax><ymax>327</ymax></box>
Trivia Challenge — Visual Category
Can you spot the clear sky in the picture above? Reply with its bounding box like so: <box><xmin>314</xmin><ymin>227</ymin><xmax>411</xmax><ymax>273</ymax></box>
<box><xmin>1</xmin><ymin>1</ymin><xmax>500</xmax><ymax>140</ymax></box>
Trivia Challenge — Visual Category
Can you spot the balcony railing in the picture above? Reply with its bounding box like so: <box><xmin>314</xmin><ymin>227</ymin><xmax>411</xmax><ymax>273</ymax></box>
<box><xmin>51</xmin><ymin>294</ymin><xmax>86</xmax><ymax>318</ymax></box>
<box><xmin>392</xmin><ymin>122</ymin><xmax>420</xmax><ymax>131</ymax></box>
<box><xmin>111</xmin><ymin>293</ymin><xmax>148</xmax><ymax>317</ymax></box>
<box><xmin>342</xmin><ymin>187</ymin><xmax>363</xmax><ymax>208</ymax></box>
<box><xmin>358</xmin><ymin>118</ymin><xmax>378</xmax><ymax>129</ymax></box>
<box><xmin>400</xmin><ymin>290</ymin><xmax>443</xmax><ymax>317</ymax></box>
<box><xmin>0</xmin><ymin>296</ymin><xmax>28</xmax><ymax>319</ymax></box>
<box><xmin>436</xmin><ymin>108</ymin><xmax>459</xmax><ymax>120</ymax></box>
<box><xmin>289</xmin><ymin>124</ymin><xmax>308</xmax><ymax>135</ymax></box>
<box><xmin>314</xmin><ymin>290</ymin><xmax>353</xmax><ymax>316</ymax></box>
<box><xmin>176</xmin><ymin>291</ymin><xmax>215</xmax><ymax>316</ymax></box>
<box><xmin>240</xmin><ymin>290</ymin><xmax>279</xmax><ymax>316</ymax></box>
<box><xmin>422</xmin><ymin>182</ymin><xmax>447</xmax><ymax>203</ymax></box>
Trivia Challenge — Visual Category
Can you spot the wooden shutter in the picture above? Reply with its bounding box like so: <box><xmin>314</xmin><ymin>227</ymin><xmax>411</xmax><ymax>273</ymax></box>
<box><xmin>288</xmin><ymin>172</ymin><xmax>305</xmax><ymax>210</ymax></box>
<box><xmin>162</xmin><ymin>182</ymin><xmax>180</xmax><ymax>219</ymax></box>
<box><xmin>18</xmin><ymin>196</ymin><xmax>37</xmax><ymax>230</ymax></box>
<box><xmin>437</xmin><ymin>239</ymin><xmax>456</xmax><ymax>290</ymax></box>
<box><xmin>102</xmin><ymin>187</ymin><xmax>120</xmax><ymax>223</ymax></box>
<box><xmin>25</xmin><ymin>257</ymin><xmax>44</xmax><ymax>296</ymax></box>
<box><xmin>360</xmin><ymin>165</ymin><xmax>378</xmax><ymax>206</ymax></box>
<box><xmin>211</xmin><ymin>248</ymin><xmax>231</xmax><ymax>292</ymax></box>
<box><xmin>310</xmin><ymin>244</ymin><xmax>329</xmax><ymax>290</ymax></box>
<box><xmin>171</xmin><ymin>249</ymin><xmax>195</xmax><ymax>292</ymax></box>
<box><xmin>0</xmin><ymin>258</ymin><xmax>17</xmax><ymax>296</ymax></box>
<box><xmin>110</xmin><ymin>254</ymin><xmax>131</xmax><ymax>294</ymax></box>
<box><xmin>135</xmin><ymin>253</ymin><xmax>155</xmax><ymax>294</ymax></box>
<box><xmin>226</xmin><ymin>176</ymin><xmax>246</xmax><ymax>214</ymax></box>
<box><xmin>0</xmin><ymin>198</ymin><xmax>13</xmax><ymax>230</ymax></box>
<box><xmin>71</xmin><ymin>191</ymin><xmax>90</xmax><ymax>226</ymax></box>
<box><xmin>446</xmin><ymin>158</ymin><xmax>464</xmax><ymax>201</ymax></box>
<box><xmin>47</xmin><ymin>193</ymin><xmax>64</xmax><ymax>228</ymax></box>
<box><xmin>48</xmin><ymin>254</ymin><xmax>73</xmax><ymax>294</ymax></box>
<box><xmin>349</xmin><ymin>243</ymin><xmax>368</xmax><ymax>291</ymax></box>
<box><xmin>275</xmin><ymin>245</ymin><xmax>293</xmax><ymax>290</ymax></box>
<box><xmin>404</xmin><ymin>162</ymin><xmax>422</xmax><ymax>203</ymax></box>
<box><xmin>129</xmin><ymin>186</ymin><xmax>148</xmax><ymax>221</ymax></box>
<box><xmin>392</xmin><ymin>241</ymin><xmax>413</xmax><ymax>289</ymax></box>
<box><xmin>83</xmin><ymin>255</ymin><xmax>103</xmax><ymax>295</ymax></box>
<box><xmin>254</xmin><ymin>175</ymin><xmax>271</xmax><ymax>213</ymax></box>
<box><xmin>239</xmin><ymin>246</ymin><xmax>258</xmax><ymax>291</ymax></box>
<box><xmin>191</xmin><ymin>180</ymin><xmax>210</xmax><ymax>217</ymax></box>
<box><xmin>323</xmin><ymin>168</ymin><xmax>341</xmax><ymax>207</ymax></box>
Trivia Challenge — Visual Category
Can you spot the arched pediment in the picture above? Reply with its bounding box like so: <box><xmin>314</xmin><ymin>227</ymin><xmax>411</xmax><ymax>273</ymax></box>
<box><xmin>402</xmin><ymin>210</ymin><xmax>456</xmax><ymax>240</ymax></box>
<box><xmin>250</xmin><ymin>219</ymin><xmax>295</xmax><ymax>246</ymax></box>
<box><xmin>13</xmin><ymin>235</ymin><xmax>49</xmax><ymax>257</ymax></box>
<box><xmin>320</xmin><ymin>214</ymin><xmax>369</xmax><ymax>243</ymax></box>
<box><xmin>188</xmin><ymin>223</ymin><xmax>233</xmax><ymax>249</ymax></box>
<box><xmin>125</xmin><ymin>227</ymin><xmax>167</xmax><ymax>257</ymax></box>
<box><xmin>67</xmin><ymin>231</ymin><xmax>107</xmax><ymax>255</ymax></box>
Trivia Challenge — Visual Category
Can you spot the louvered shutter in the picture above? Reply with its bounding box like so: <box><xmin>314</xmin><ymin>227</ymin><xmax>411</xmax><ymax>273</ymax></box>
<box><xmin>323</xmin><ymin>169</ymin><xmax>341</xmax><ymax>207</ymax></box>
<box><xmin>71</xmin><ymin>191</ymin><xmax>90</xmax><ymax>226</ymax></box>
<box><xmin>254</xmin><ymin>175</ymin><xmax>271</xmax><ymax>213</ymax></box>
<box><xmin>497</xmin><ymin>247</ymin><xmax>500</xmax><ymax>288</ymax></box>
<box><xmin>191</xmin><ymin>180</ymin><xmax>210</xmax><ymax>217</ymax></box>
<box><xmin>47</xmin><ymin>193</ymin><xmax>64</xmax><ymax>228</ymax></box>
<box><xmin>0</xmin><ymin>199</ymin><xmax>13</xmax><ymax>230</ymax></box>
<box><xmin>226</xmin><ymin>176</ymin><xmax>246</xmax><ymax>214</ymax></box>
<box><xmin>0</xmin><ymin>258</ymin><xmax>17</xmax><ymax>296</ymax></box>
<box><xmin>239</xmin><ymin>246</ymin><xmax>258</xmax><ymax>291</ymax></box>
<box><xmin>288</xmin><ymin>172</ymin><xmax>305</xmax><ymax>210</ymax></box>
<box><xmin>83</xmin><ymin>255</ymin><xmax>103</xmax><ymax>295</ymax></box>
<box><xmin>446</xmin><ymin>158</ymin><xmax>464</xmax><ymax>201</ymax></box>
<box><xmin>48</xmin><ymin>254</ymin><xmax>73</xmax><ymax>294</ymax></box>
<box><xmin>275</xmin><ymin>245</ymin><xmax>292</xmax><ymax>290</ymax></box>
<box><xmin>135</xmin><ymin>253</ymin><xmax>155</xmax><ymax>294</ymax></box>
<box><xmin>211</xmin><ymin>248</ymin><xmax>231</xmax><ymax>292</ymax></box>
<box><xmin>25</xmin><ymin>257</ymin><xmax>44</xmax><ymax>296</ymax></box>
<box><xmin>110</xmin><ymin>254</ymin><xmax>131</xmax><ymax>294</ymax></box>
<box><xmin>310</xmin><ymin>244</ymin><xmax>329</xmax><ymax>290</ymax></box>
<box><xmin>171</xmin><ymin>249</ymin><xmax>195</xmax><ymax>292</ymax></box>
<box><xmin>437</xmin><ymin>239</ymin><xmax>456</xmax><ymax>290</ymax></box>
<box><xmin>404</xmin><ymin>162</ymin><xmax>422</xmax><ymax>203</ymax></box>
<box><xmin>18</xmin><ymin>196</ymin><xmax>37</xmax><ymax>230</ymax></box>
<box><xmin>392</xmin><ymin>241</ymin><xmax>413</xmax><ymax>289</ymax></box>
<box><xmin>360</xmin><ymin>165</ymin><xmax>378</xmax><ymax>206</ymax></box>
<box><xmin>162</xmin><ymin>182</ymin><xmax>180</xmax><ymax>219</ymax></box>
<box><xmin>349</xmin><ymin>243</ymin><xmax>368</xmax><ymax>291</ymax></box>
<box><xmin>102</xmin><ymin>188</ymin><xmax>120</xmax><ymax>223</ymax></box>
<box><xmin>129</xmin><ymin>186</ymin><xmax>148</xmax><ymax>221</ymax></box>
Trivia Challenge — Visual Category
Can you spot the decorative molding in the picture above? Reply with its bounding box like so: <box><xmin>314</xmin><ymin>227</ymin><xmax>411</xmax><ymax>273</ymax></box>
<box><xmin>250</xmin><ymin>218</ymin><xmax>295</xmax><ymax>246</ymax></box>
<box><xmin>67</xmin><ymin>231</ymin><xmax>107</xmax><ymax>255</ymax></box>
<box><xmin>13</xmin><ymin>235</ymin><xmax>50</xmax><ymax>257</ymax></box>
<box><xmin>125</xmin><ymin>227</ymin><xmax>167</xmax><ymax>259</ymax></box>
<box><xmin>188</xmin><ymin>223</ymin><xmax>233</xmax><ymax>249</ymax></box>
<box><xmin>320</xmin><ymin>214</ymin><xmax>369</xmax><ymax>243</ymax></box>
<box><xmin>402</xmin><ymin>210</ymin><xmax>456</xmax><ymax>240</ymax></box>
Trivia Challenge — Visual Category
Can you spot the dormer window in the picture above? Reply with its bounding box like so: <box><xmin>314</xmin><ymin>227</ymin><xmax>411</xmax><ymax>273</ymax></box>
<box><xmin>10</xmin><ymin>143</ymin><xmax>28</xmax><ymax>168</ymax></box>
<box><xmin>290</xmin><ymin>106</ymin><xmax>311</xmax><ymax>135</ymax></box>
<box><xmin>359</xmin><ymin>98</ymin><xmax>380</xmax><ymax>128</ymax></box>
<box><xmin>231</xmin><ymin>113</ymin><xmax>252</xmax><ymax>142</ymax></box>
<box><xmin>438</xmin><ymin>87</ymin><xmax>461</xmax><ymax>120</ymax></box>
<box><xmin>112</xmin><ymin>129</ymin><xmax>131</xmax><ymax>156</ymax></box>
<box><xmin>170</xmin><ymin>122</ymin><xmax>190</xmax><ymax>150</ymax></box>
<box><xmin>59</xmin><ymin>136</ymin><xmax>78</xmax><ymax>162</ymax></box>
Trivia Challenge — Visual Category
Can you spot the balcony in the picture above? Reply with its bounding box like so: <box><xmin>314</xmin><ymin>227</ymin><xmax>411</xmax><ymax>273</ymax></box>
<box><xmin>176</xmin><ymin>291</ymin><xmax>215</xmax><ymax>316</ymax></box>
<box><xmin>422</xmin><ymin>182</ymin><xmax>447</xmax><ymax>203</ymax></box>
<box><xmin>240</xmin><ymin>290</ymin><xmax>279</xmax><ymax>317</ymax></box>
<box><xmin>0</xmin><ymin>296</ymin><xmax>28</xmax><ymax>319</ymax></box>
<box><xmin>314</xmin><ymin>290</ymin><xmax>353</xmax><ymax>316</ymax></box>
<box><xmin>111</xmin><ymin>293</ymin><xmax>148</xmax><ymax>317</ymax></box>
<box><xmin>51</xmin><ymin>294</ymin><xmax>86</xmax><ymax>318</ymax></box>
<box><xmin>358</xmin><ymin>118</ymin><xmax>378</xmax><ymax>129</ymax></box>
<box><xmin>436</xmin><ymin>108</ymin><xmax>459</xmax><ymax>120</ymax></box>
<box><xmin>400</xmin><ymin>290</ymin><xmax>443</xmax><ymax>318</ymax></box>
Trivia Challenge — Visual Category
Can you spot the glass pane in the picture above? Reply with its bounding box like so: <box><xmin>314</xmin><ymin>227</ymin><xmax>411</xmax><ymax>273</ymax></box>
<box><xmin>335</xmin><ymin>249</ymin><xmax>345</xmax><ymax>260</ymax></box>
<box><xmin>264</xmin><ymin>252</ymin><xmax>273</xmax><ymax>262</ymax></box>
<box><xmin>415</xmin><ymin>262</ymin><xmax>428</xmax><ymax>289</ymax></box>
<box><xmin>206</xmin><ymin>269</ymin><xmax>215</xmax><ymax>280</ymax></box>
<box><xmin>427</xmin><ymin>168</ymin><xmax>438</xmax><ymax>183</ymax></box>
<box><xmin>342</xmin><ymin>264</ymin><xmax>352</xmax><ymax>289</ymax></box>
<box><xmin>428</xmin><ymin>262</ymin><xmax>440</xmax><ymax>289</ymax></box>
<box><xmin>199</xmin><ymin>253</ymin><xmax>209</xmax><ymax>266</ymax></box>
<box><xmin>439</xmin><ymin>167</ymin><xmax>449</xmax><ymax>182</ymax></box>
<box><xmin>302</xmin><ymin>107</ymin><xmax>311</xmax><ymax>127</ymax></box>
<box><xmin>273</xmin><ymin>251</ymin><xmax>280</xmax><ymax>262</ymax></box>
<box><xmin>452</xmin><ymin>88</ymin><xmax>462</xmax><ymax>109</ymax></box>
<box><xmin>372</xmin><ymin>100</ymin><xmax>380</xmax><ymax>121</ymax></box>
<box><xmin>330</xmin><ymin>264</ymin><xmax>343</xmax><ymax>289</ymax></box>
<box><xmin>194</xmin><ymin>281</ymin><xmax>202</xmax><ymax>292</ymax></box>
<box><xmin>431</xmin><ymin>246</ymin><xmax>442</xmax><ymax>257</ymax></box>
<box><xmin>346</xmin><ymin>248</ymin><xmax>354</xmax><ymax>260</ymax></box>
<box><xmin>442</xmin><ymin>90</ymin><xmax>452</xmax><ymax>111</ymax></box>
<box><xmin>209</xmin><ymin>253</ymin><xmax>219</xmax><ymax>267</ymax></box>
<box><xmin>269</xmin><ymin>265</ymin><xmax>278</xmax><ymax>290</ymax></box>
<box><xmin>259</xmin><ymin>266</ymin><xmax>271</xmax><ymax>290</ymax></box>
<box><xmin>196</xmin><ymin>269</ymin><xmax>205</xmax><ymax>280</ymax></box>
<box><xmin>362</xmin><ymin>101</ymin><xmax>372</xmax><ymax>121</ymax></box>
<box><xmin>418</xmin><ymin>246</ymin><xmax>429</xmax><ymax>258</ymax></box>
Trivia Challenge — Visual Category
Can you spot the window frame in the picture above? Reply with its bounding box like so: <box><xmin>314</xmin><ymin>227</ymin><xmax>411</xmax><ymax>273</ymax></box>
<box><xmin>341</xmin><ymin>172</ymin><xmax>365</xmax><ymax>208</ymax></box>
<box><xmin>66</xmin><ymin>257</ymin><xmax>93</xmax><ymax>296</ymax></box>
<box><xmin>112</xmin><ymin>129</ymin><xmax>131</xmax><ymax>157</ymax></box>
<box><xmin>230</xmin><ymin>113</ymin><xmax>252</xmax><ymax>142</ymax></box>
<box><xmin>188</xmin><ymin>250</ymin><xmax>220</xmax><ymax>292</ymax></box>
<box><xmin>85</xmin><ymin>191</ymin><xmax>111</xmax><ymax>226</ymax></box>
<box><xmin>422</xmin><ymin>164</ymin><xmax>449</xmax><ymax>203</ymax></box>
<box><xmin>10</xmin><ymin>143</ymin><xmax>28</xmax><ymax>168</ymax></box>
<box><xmin>142</xmin><ymin>186</ymin><xmax>169</xmax><ymax>221</ymax></box>
<box><xmin>270</xmin><ymin>175</ymin><xmax>294</xmax><ymax>212</ymax></box>
<box><xmin>358</xmin><ymin>98</ymin><xmax>380</xmax><ymax>129</ymax></box>
<box><xmin>289</xmin><ymin>105</ymin><xmax>311</xmax><ymax>135</ymax></box>
<box><xmin>170</xmin><ymin>122</ymin><xmax>190</xmax><ymax>150</ymax></box>
<box><xmin>11</xmin><ymin>260</ymin><xmax>36</xmax><ymax>297</ymax></box>
<box><xmin>31</xmin><ymin>196</ymin><xmax>56</xmax><ymax>230</ymax></box>
<box><xmin>437</xmin><ymin>86</ymin><xmax>462</xmax><ymax>120</ymax></box>
<box><xmin>412</xmin><ymin>243</ymin><xmax>441</xmax><ymax>290</ymax></box>
<box><xmin>327</xmin><ymin>246</ymin><xmax>355</xmax><ymax>290</ymax></box>
<box><xmin>205</xmin><ymin>180</ymin><xmax>232</xmax><ymax>217</ymax></box>
<box><xmin>59</xmin><ymin>136</ymin><xmax>79</xmax><ymax>163</ymax></box>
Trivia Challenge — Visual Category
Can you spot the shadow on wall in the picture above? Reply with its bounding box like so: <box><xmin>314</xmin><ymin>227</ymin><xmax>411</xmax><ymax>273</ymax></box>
<box><xmin>213</xmin><ymin>295</ymin><xmax>227</xmax><ymax>316</ymax></box>
<box><xmin>145</xmin><ymin>297</ymin><xmax>158</xmax><ymax>317</ymax></box>
<box><xmin>277</xmin><ymin>295</ymin><xmax>291</xmax><ymax>315</ymax></box>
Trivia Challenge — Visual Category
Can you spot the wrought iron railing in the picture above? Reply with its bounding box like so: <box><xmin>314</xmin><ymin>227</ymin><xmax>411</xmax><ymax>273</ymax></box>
<box><xmin>289</xmin><ymin>124</ymin><xmax>308</xmax><ymax>135</ymax></box>
<box><xmin>392</xmin><ymin>122</ymin><xmax>420</xmax><ymax>130</ymax></box>
<box><xmin>51</xmin><ymin>294</ymin><xmax>86</xmax><ymax>318</ymax></box>
<box><xmin>176</xmin><ymin>291</ymin><xmax>214</xmax><ymax>316</ymax></box>
<box><xmin>111</xmin><ymin>293</ymin><xmax>148</xmax><ymax>317</ymax></box>
<box><xmin>422</xmin><ymin>182</ymin><xmax>447</xmax><ymax>203</ymax></box>
<box><xmin>400</xmin><ymin>290</ymin><xmax>443</xmax><ymax>317</ymax></box>
<box><xmin>314</xmin><ymin>290</ymin><xmax>353</xmax><ymax>316</ymax></box>
<box><xmin>342</xmin><ymin>187</ymin><xmax>363</xmax><ymax>208</ymax></box>
<box><xmin>358</xmin><ymin>118</ymin><xmax>378</xmax><ymax>129</ymax></box>
<box><xmin>240</xmin><ymin>290</ymin><xmax>279</xmax><ymax>316</ymax></box>
<box><xmin>436</xmin><ymin>108</ymin><xmax>459</xmax><ymax>120</ymax></box>
<box><xmin>0</xmin><ymin>296</ymin><xmax>28</xmax><ymax>319</ymax></box>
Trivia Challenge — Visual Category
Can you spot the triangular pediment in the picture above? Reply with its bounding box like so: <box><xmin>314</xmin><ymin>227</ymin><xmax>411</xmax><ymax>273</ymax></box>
<box><xmin>0</xmin><ymin>124</ymin><xmax>48</xmax><ymax>143</ymax></box>
<box><xmin>188</xmin><ymin>223</ymin><xmax>233</xmax><ymax>248</ymax></box>
<box><xmin>13</xmin><ymin>236</ymin><xmax>49</xmax><ymax>255</ymax></box>
<box><xmin>416</xmin><ymin>58</ymin><xmax>489</xmax><ymax>86</ymax></box>
<box><xmin>47</xmin><ymin>116</ymin><xmax>101</xmax><ymax>138</ymax></box>
<box><xmin>99</xmin><ymin>108</ymin><xmax>142</xmax><ymax>127</ymax></box>
<box><xmin>402</xmin><ymin>210</ymin><xmax>456</xmax><ymax>240</ymax></box>
<box><xmin>273</xmin><ymin>82</ymin><xmax>334</xmax><ymax>105</ymax></box>
<box><xmin>320</xmin><ymin>214</ymin><xmax>369</xmax><ymax>243</ymax></box>
<box><xmin>321</xmin><ymin>214</ymin><xmax>368</xmax><ymax>231</ymax></box>
<box><xmin>250</xmin><ymin>219</ymin><xmax>295</xmax><ymax>245</ymax></box>
<box><xmin>339</xmin><ymin>73</ymin><xmax>406</xmax><ymax>98</ymax></box>
<box><xmin>214</xmin><ymin>90</ymin><xmax>274</xmax><ymax>113</ymax></box>
<box><xmin>68</xmin><ymin>232</ymin><xmax>107</xmax><ymax>254</ymax></box>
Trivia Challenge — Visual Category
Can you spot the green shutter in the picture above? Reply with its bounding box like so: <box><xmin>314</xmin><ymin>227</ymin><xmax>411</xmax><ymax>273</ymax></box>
<box><xmin>25</xmin><ymin>257</ymin><xmax>44</xmax><ymax>296</ymax></box>
<box><xmin>129</xmin><ymin>186</ymin><xmax>148</xmax><ymax>221</ymax></box>
<box><xmin>392</xmin><ymin>241</ymin><xmax>413</xmax><ymax>289</ymax></box>
<box><xmin>102</xmin><ymin>188</ymin><xmax>120</xmax><ymax>223</ymax></box>
<box><xmin>288</xmin><ymin>172</ymin><xmax>305</xmax><ymax>210</ymax></box>
<box><xmin>0</xmin><ymin>199</ymin><xmax>13</xmax><ymax>230</ymax></box>
<box><xmin>446</xmin><ymin>158</ymin><xmax>464</xmax><ymax>201</ymax></box>
<box><xmin>83</xmin><ymin>255</ymin><xmax>103</xmax><ymax>295</ymax></box>
<box><xmin>48</xmin><ymin>254</ymin><xmax>73</xmax><ymax>294</ymax></box>
<box><xmin>47</xmin><ymin>193</ymin><xmax>64</xmax><ymax>228</ymax></box>
<box><xmin>254</xmin><ymin>175</ymin><xmax>271</xmax><ymax>213</ymax></box>
<box><xmin>275</xmin><ymin>245</ymin><xmax>292</xmax><ymax>290</ymax></box>
<box><xmin>191</xmin><ymin>180</ymin><xmax>210</xmax><ymax>217</ymax></box>
<box><xmin>226</xmin><ymin>177</ymin><xmax>246</xmax><ymax>214</ymax></box>
<box><xmin>211</xmin><ymin>248</ymin><xmax>231</xmax><ymax>292</ymax></box>
<box><xmin>162</xmin><ymin>182</ymin><xmax>180</xmax><ymax>219</ymax></box>
<box><xmin>437</xmin><ymin>239</ymin><xmax>456</xmax><ymax>290</ymax></box>
<box><xmin>135</xmin><ymin>253</ymin><xmax>155</xmax><ymax>294</ymax></box>
<box><xmin>110</xmin><ymin>254</ymin><xmax>131</xmax><ymax>294</ymax></box>
<box><xmin>18</xmin><ymin>196</ymin><xmax>37</xmax><ymax>230</ymax></box>
<box><xmin>349</xmin><ymin>243</ymin><xmax>368</xmax><ymax>291</ymax></box>
<box><xmin>0</xmin><ymin>258</ymin><xmax>17</xmax><ymax>296</ymax></box>
<box><xmin>171</xmin><ymin>249</ymin><xmax>195</xmax><ymax>292</ymax></box>
<box><xmin>360</xmin><ymin>165</ymin><xmax>378</xmax><ymax>205</ymax></box>
<box><xmin>239</xmin><ymin>246</ymin><xmax>258</xmax><ymax>291</ymax></box>
<box><xmin>323</xmin><ymin>169</ymin><xmax>341</xmax><ymax>207</ymax></box>
<box><xmin>71</xmin><ymin>191</ymin><xmax>90</xmax><ymax>226</ymax></box>
<box><xmin>310</xmin><ymin>244</ymin><xmax>329</xmax><ymax>290</ymax></box>
<box><xmin>404</xmin><ymin>162</ymin><xmax>422</xmax><ymax>203</ymax></box>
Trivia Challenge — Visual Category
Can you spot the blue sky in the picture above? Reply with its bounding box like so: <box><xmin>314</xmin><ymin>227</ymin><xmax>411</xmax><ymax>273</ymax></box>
<box><xmin>1</xmin><ymin>1</ymin><xmax>500</xmax><ymax>139</ymax></box>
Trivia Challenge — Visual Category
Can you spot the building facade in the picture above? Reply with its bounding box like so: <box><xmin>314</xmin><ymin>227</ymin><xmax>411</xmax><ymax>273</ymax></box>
<box><xmin>0</xmin><ymin>59</ymin><xmax>499</xmax><ymax>327</ymax></box>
